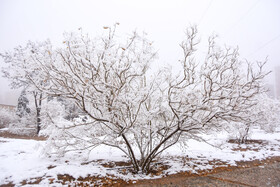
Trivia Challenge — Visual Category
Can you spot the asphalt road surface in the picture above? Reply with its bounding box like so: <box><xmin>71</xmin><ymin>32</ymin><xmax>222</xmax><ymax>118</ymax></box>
<box><xmin>130</xmin><ymin>161</ymin><xmax>280</xmax><ymax>187</ymax></box>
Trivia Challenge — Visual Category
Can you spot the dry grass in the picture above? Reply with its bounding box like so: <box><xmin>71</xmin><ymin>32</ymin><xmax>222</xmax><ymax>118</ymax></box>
<box><xmin>0</xmin><ymin>131</ymin><xmax>46</xmax><ymax>141</ymax></box>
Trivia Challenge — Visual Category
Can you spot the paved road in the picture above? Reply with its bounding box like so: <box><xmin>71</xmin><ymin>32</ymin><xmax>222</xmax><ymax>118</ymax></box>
<box><xmin>131</xmin><ymin>162</ymin><xmax>280</xmax><ymax>187</ymax></box>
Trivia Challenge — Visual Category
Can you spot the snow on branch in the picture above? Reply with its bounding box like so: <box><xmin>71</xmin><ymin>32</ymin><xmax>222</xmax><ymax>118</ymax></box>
<box><xmin>1</xmin><ymin>25</ymin><xmax>275</xmax><ymax>174</ymax></box>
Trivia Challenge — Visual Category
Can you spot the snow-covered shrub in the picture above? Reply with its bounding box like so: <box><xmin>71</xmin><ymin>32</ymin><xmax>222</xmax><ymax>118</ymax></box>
<box><xmin>7</xmin><ymin>108</ymin><xmax>37</xmax><ymax>136</ymax></box>
<box><xmin>40</xmin><ymin>98</ymin><xmax>67</xmax><ymax>136</ymax></box>
<box><xmin>40</xmin><ymin>98</ymin><xmax>66</xmax><ymax>127</ymax></box>
<box><xmin>8</xmin><ymin>123</ymin><xmax>37</xmax><ymax>136</ymax></box>
<box><xmin>40</xmin><ymin>99</ymin><xmax>93</xmax><ymax>157</ymax></box>
<box><xmin>0</xmin><ymin>99</ymin><xmax>36</xmax><ymax>135</ymax></box>
<box><xmin>257</xmin><ymin>95</ymin><xmax>280</xmax><ymax>133</ymax></box>
<box><xmin>0</xmin><ymin>108</ymin><xmax>17</xmax><ymax>128</ymax></box>
<box><xmin>227</xmin><ymin>122</ymin><xmax>252</xmax><ymax>143</ymax></box>
<box><xmin>1</xmin><ymin>25</ymin><xmax>273</xmax><ymax>174</ymax></box>
<box><xmin>228</xmin><ymin>94</ymin><xmax>280</xmax><ymax>143</ymax></box>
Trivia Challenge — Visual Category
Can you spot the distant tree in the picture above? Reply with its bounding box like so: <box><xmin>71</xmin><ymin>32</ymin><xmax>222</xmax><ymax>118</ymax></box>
<box><xmin>16</xmin><ymin>89</ymin><xmax>30</xmax><ymax>118</ymax></box>
<box><xmin>230</xmin><ymin>94</ymin><xmax>280</xmax><ymax>143</ymax></box>
<box><xmin>1</xmin><ymin>24</ymin><xmax>272</xmax><ymax>174</ymax></box>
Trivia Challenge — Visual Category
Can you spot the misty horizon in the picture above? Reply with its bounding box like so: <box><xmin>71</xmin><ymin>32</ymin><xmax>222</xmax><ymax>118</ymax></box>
<box><xmin>1</xmin><ymin>0</ymin><xmax>280</xmax><ymax>105</ymax></box>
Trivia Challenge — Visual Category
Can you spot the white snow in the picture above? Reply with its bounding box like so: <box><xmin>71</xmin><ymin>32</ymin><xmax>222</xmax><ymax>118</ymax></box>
<box><xmin>0</xmin><ymin>127</ymin><xmax>280</xmax><ymax>186</ymax></box>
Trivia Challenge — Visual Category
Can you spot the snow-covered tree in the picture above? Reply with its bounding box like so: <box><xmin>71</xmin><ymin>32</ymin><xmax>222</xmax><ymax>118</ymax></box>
<box><xmin>1</xmin><ymin>25</ymin><xmax>272</xmax><ymax>174</ymax></box>
<box><xmin>16</xmin><ymin>89</ymin><xmax>30</xmax><ymax>117</ymax></box>
<box><xmin>0</xmin><ymin>41</ymin><xmax>48</xmax><ymax>134</ymax></box>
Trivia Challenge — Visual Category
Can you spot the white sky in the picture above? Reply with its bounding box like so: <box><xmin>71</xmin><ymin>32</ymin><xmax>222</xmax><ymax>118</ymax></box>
<box><xmin>0</xmin><ymin>0</ymin><xmax>280</xmax><ymax>105</ymax></box>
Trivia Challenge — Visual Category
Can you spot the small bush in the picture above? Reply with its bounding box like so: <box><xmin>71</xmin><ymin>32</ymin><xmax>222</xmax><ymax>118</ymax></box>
<box><xmin>0</xmin><ymin>108</ymin><xmax>17</xmax><ymax>128</ymax></box>
<box><xmin>8</xmin><ymin>123</ymin><xmax>37</xmax><ymax>136</ymax></box>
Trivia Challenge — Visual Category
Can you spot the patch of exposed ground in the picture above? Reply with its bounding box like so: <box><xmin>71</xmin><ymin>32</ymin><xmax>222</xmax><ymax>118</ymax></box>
<box><xmin>129</xmin><ymin>156</ymin><xmax>280</xmax><ymax>187</ymax></box>
<box><xmin>3</xmin><ymin>156</ymin><xmax>276</xmax><ymax>186</ymax></box>
<box><xmin>0</xmin><ymin>131</ymin><xmax>46</xmax><ymax>141</ymax></box>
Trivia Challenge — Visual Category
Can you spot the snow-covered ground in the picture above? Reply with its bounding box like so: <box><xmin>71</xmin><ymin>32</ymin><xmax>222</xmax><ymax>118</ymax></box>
<box><xmin>0</xmin><ymin>128</ymin><xmax>280</xmax><ymax>186</ymax></box>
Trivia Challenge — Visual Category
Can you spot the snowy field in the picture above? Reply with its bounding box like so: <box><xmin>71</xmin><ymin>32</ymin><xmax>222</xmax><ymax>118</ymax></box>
<box><xmin>0</xmin><ymin>128</ymin><xmax>280</xmax><ymax>186</ymax></box>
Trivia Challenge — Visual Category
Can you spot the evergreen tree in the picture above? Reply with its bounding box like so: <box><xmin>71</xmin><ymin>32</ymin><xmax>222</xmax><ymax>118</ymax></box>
<box><xmin>16</xmin><ymin>90</ymin><xmax>30</xmax><ymax>118</ymax></box>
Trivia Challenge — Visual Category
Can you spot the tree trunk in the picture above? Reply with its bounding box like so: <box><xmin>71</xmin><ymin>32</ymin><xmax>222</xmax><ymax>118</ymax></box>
<box><xmin>34</xmin><ymin>92</ymin><xmax>43</xmax><ymax>135</ymax></box>
<box><xmin>141</xmin><ymin>127</ymin><xmax>180</xmax><ymax>173</ymax></box>
<box><xmin>121</xmin><ymin>134</ymin><xmax>139</xmax><ymax>172</ymax></box>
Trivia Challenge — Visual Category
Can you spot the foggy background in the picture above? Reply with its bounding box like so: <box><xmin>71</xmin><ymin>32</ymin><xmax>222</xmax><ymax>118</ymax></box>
<box><xmin>0</xmin><ymin>0</ymin><xmax>279</xmax><ymax>105</ymax></box>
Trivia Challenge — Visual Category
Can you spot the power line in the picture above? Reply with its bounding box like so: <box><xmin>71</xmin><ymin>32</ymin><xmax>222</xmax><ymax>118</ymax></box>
<box><xmin>249</xmin><ymin>34</ymin><xmax>280</xmax><ymax>57</ymax></box>
<box><xmin>225</xmin><ymin>0</ymin><xmax>261</xmax><ymax>34</ymax></box>
<box><xmin>198</xmin><ymin>0</ymin><xmax>214</xmax><ymax>25</ymax></box>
